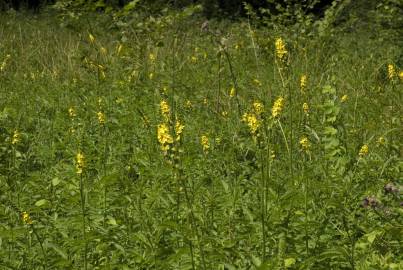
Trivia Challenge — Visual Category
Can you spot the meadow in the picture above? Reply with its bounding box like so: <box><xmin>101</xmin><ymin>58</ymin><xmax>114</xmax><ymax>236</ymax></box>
<box><xmin>0</xmin><ymin>9</ymin><xmax>402</xmax><ymax>270</ymax></box>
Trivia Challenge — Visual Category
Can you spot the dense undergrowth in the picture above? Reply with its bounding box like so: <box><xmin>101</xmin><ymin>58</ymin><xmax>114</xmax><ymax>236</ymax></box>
<box><xmin>0</xmin><ymin>8</ymin><xmax>402</xmax><ymax>270</ymax></box>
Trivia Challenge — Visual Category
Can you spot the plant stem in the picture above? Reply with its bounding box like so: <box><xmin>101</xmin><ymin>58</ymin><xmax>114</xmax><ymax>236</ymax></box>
<box><xmin>79</xmin><ymin>173</ymin><xmax>87</xmax><ymax>270</ymax></box>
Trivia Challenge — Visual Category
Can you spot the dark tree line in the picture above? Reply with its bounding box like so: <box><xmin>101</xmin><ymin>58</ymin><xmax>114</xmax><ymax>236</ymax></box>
<box><xmin>0</xmin><ymin>0</ymin><xmax>335</xmax><ymax>16</ymax></box>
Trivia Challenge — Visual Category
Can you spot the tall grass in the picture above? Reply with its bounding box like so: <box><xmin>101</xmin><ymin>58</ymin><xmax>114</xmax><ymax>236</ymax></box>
<box><xmin>0</xmin><ymin>12</ymin><xmax>402</xmax><ymax>269</ymax></box>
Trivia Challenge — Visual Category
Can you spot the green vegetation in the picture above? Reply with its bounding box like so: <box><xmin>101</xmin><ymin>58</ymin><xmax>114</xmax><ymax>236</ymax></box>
<box><xmin>0</xmin><ymin>4</ymin><xmax>402</xmax><ymax>269</ymax></box>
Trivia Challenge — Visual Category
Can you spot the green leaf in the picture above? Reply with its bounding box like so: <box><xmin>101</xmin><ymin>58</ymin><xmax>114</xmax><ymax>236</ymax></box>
<box><xmin>251</xmin><ymin>255</ymin><xmax>261</xmax><ymax>267</ymax></box>
<box><xmin>52</xmin><ymin>177</ymin><xmax>61</xmax><ymax>186</ymax></box>
<box><xmin>284</xmin><ymin>258</ymin><xmax>296</xmax><ymax>268</ymax></box>
<box><xmin>123</xmin><ymin>0</ymin><xmax>141</xmax><ymax>12</ymax></box>
<box><xmin>35</xmin><ymin>199</ymin><xmax>48</xmax><ymax>207</ymax></box>
<box><xmin>365</xmin><ymin>230</ymin><xmax>382</xmax><ymax>244</ymax></box>
<box><xmin>46</xmin><ymin>242</ymin><xmax>68</xmax><ymax>260</ymax></box>
<box><xmin>107</xmin><ymin>216</ymin><xmax>117</xmax><ymax>226</ymax></box>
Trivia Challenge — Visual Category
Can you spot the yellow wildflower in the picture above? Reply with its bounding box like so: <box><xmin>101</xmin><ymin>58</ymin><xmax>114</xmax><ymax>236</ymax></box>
<box><xmin>253</xmin><ymin>79</ymin><xmax>262</xmax><ymax>87</ymax></box>
<box><xmin>229</xmin><ymin>87</ymin><xmax>236</xmax><ymax>98</ymax></box>
<box><xmin>100</xmin><ymin>47</ymin><xmax>107</xmax><ymax>55</ymax></box>
<box><xmin>201</xmin><ymin>135</ymin><xmax>210</xmax><ymax>152</ymax></box>
<box><xmin>303</xmin><ymin>102</ymin><xmax>309</xmax><ymax>114</ymax></box>
<box><xmin>185</xmin><ymin>100</ymin><xmax>192</xmax><ymax>109</ymax></box>
<box><xmin>149</xmin><ymin>72</ymin><xmax>154</xmax><ymax>80</ymax></box>
<box><xmin>160</xmin><ymin>100</ymin><xmax>170</xmax><ymax>120</ymax></box>
<box><xmin>377</xmin><ymin>136</ymin><xmax>385</xmax><ymax>145</ymax></box>
<box><xmin>270</xmin><ymin>150</ymin><xmax>276</xmax><ymax>160</ymax></box>
<box><xmin>253</xmin><ymin>101</ymin><xmax>264</xmax><ymax>116</ymax></box>
<box><xmin>157</xmin><ymin>123</ymin><xmax>173</xmax><ymax>153</ymax></box>
<box><xmin>300</xmin><ymin>75</ymin><xmax>307</xmax><ymax>92</ymax></box>
<box><xmin>359</xmin><ymin>144</ymin><xmax>369</xmax><ymax>158</ymax></box>
<box><xmin>88</xmin><ymin>33</ymin><xmax>95</xmax><ymax>44</ymax></box>
<box><xmin>203</xmin><ymin>98</ymin><xmax>208</xmax><ymax>105</ymax></box>
<box><xmin>242</xmin><ymin>113</ymin><xmax>260</xmax><ymax>135</ymax></box>
<box><xmin>271</xmin><ymin>97</ymin><xmax>285</xmax><ymax>118</ymax></box>
<box><xmin>68</xmin><ymin>107</ymin><xmax>76</xmax><ymax>118</ymax></box>
<box><xmin>190</xmin><ymin>56</ymin><xmax>197</xmax><ymax>63</ymax></box>
<box><xmin>11</xmin><ymin>130</ymin><xmax>20</xmax><ymax>145</ymax></box>
<box><xmin>221</xmin><ymin>111</ymin><xmax>228</xmax><ymax>117</ymax></box>
<box><xmin>0</xmin><ymin>54</ymin><xmax>11</xmax><ymax>72</ymax></box>
<box><xmin>299</xmin><ymin>136</ymin><xmax>310</xmax><ymax>152</ymax></box>
<box><xmin>215</xmin><ymin>137</ymin><xmax>221</xmax><ymax>145</ymax></box>
<box><xmin>387</xmin><ymin>64</ymin><xmax>395</xmax><ymax>80</ymax></box>
<box><xmin>22</xmin><ymin>211</ymin><xmax>32</xmax><ymax>225</ymax></box>
<box><xmin>341</xmin><ymin>95</ymin><xmax>348</xmax><ymax>102</ymax></box>
<box><xmin>149</xmin><ymin>53</ymin><xmax>156</xmax><ymax>62</ymax></box>
<box><xmin>399</xmin><ymin>71</ymin><xmax>403</xmax><ymax>81</ymax></box>
<box><xmin>175</xmin><ymin>121</ymin><xmax>184</xmax><ymax>141</ymax></box>
<box><xmin>275</xmin><ymin>38</ymin><xmax>287</xmax><ymax>61</ymax></box>
<box><xmin>100</xmin><ymin>70</ymin><xmax>106</xmax><ymax>80</ymax></box>
<box><xmin>97</xmin><ymin>111</ymin><xmax>105</xmax><ymax>125</ymax></box>
<box><xmin>76</xmin><ymin>152</ymin><xmax>85</xmax><ymax>175</ymax></box>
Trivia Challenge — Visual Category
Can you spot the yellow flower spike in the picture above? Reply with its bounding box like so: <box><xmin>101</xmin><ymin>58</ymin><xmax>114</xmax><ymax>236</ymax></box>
<box><xmin>253</xmin><ymin>101</ymin><xmax>264</xmax><ymax>116</ymax></box>
<box><xmin>157</xmin><ymin>123</ymin><xmax>173</xmax><ymax>154</ymax></box>
<box><xmin>11</xmin><ymin>130</ymin><xmax>20</xmax><ymax>145</ymax></box>
<box><xmin>88</xmin><ymin>33</ymin><xmax>95</xmax><ymax>44</ymax></box>
<box><xmin>185</xmin><ymin>100</ymin><xmax>192</xmax><ymax>109</ymax></box>
<box><xmin>149</xmin><ymin>53</ymin><xmax>156</xmax><ymax>62</ymax></box>
<box><xmin>75</xmin><ymin>152</ymin><xmax>85</xmax><ymax>175</ymax></box>
<box><xmin>387</xmin><ymin>64</ymin><xmax>395</xmax><ymax>80</ymax></box>
<box><xmin>160</xmin><ymin>100</ymin><xmax>170</xmax><ymax>120</ymax></box>
<box><xmin>97</xmin><ymin>111</ymin><xmax>106</xmax><ymax>125</ymax></box>
<box><xmin>300</xmin><ymin>75</ymin><xmax>307</xmax><ymax>92</ymax></box>
<box><xmin>275</xmin><ymin>37</ymin><xmax>287</xmax><ymax>61</ymax></box>
<box><xmin>242</xmin><ymin>113</ymin><xmax>260</xmax><ymax>135</ymax></box>
<box><xmin>175</xmin><ymin>121</ymin><xmax>184</xmax><ymax>141</ymax></box>
<box><xmin>22</xmin><ymin>211</ymin><xmax>32</xmax><ymax>225</ymax></box>
<box><xmin>201</xmin><ymin>135</ymin><xmax>210</xmax><ymax>152</ymax></box>
<box><xmin>341</xmin><ymin>95</ymin><xmax>348</xmax><ymax>102</ymax></box>
<box><xmin>299</xmin><ymin>136</ymin><xmax>310</xmax><ymax>152</ymax></box>
<box><xmin>303</xmin><ymin>102</ymin><xmax>309</xmax><ymax>115</ymax></box>
<box><xmin>271</xmin><ymin>97</ymin><xmax>285</xmax><ymax>119</ymax></box>
<box><xmin>68</xmin><ymin>107</ymin><xmax>76</xmax><ymax>118</ymax></box>
<box><xmin>0</xmin><ymin>54</ymin><xmax>11</xmax><ymax>72</ymax></box>
<box><xmin>358</xmin><ymin>144</ymin><xmax>369</xmax><ymax>158</ymax></box>
<box><xmin>229</xmin><ymin>87</ymin><xmax>236</xmax><ymax>98</ymax></box>
<box><xmin>270</xmin><ymin>150</ymin><xmax>276</xmax><ymax>160</ymax></box>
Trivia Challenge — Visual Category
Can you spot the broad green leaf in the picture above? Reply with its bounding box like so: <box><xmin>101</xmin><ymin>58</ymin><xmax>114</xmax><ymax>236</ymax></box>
<box><xmin>284</xmin><ymin>258</ymin><xmax>296</xmax><ymax>268</ymax></box>
<box><xmin>35</xmin><ymin>199</ymin><xmax>48</xmax><ymax>207</ymax></box>
<box><xmin>52</xmin><ymin>177</ymin><xmax>61</xmax><ymax>186</ymax></box>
